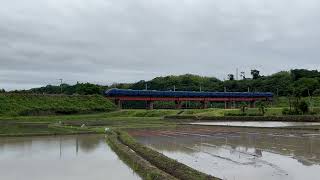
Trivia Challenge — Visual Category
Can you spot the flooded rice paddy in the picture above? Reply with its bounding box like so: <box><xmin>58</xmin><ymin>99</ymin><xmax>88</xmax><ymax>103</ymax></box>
<box><xmin>190</xmin><ymin>121</ymin><xmax>320</xmax><ymax>127</ymax></box>
<box><xmin>129</xmin><ymin>126</ymin><xmax>320</xmax><ymax>180</ymax></box>
<box><xmin>0</xmin><ymin>134</ymin><xmax>140</xmax><ymax>180</ymax></box>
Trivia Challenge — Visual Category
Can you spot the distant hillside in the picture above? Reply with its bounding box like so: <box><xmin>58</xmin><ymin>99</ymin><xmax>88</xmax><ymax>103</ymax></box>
<box><xmin>128</xmin><ymin>74</ymin><xmax>222</xmax><ymax>91</ymax></box>
<box><xmin>7</xmin><ymin>69</ymin><xmax>320</xmax><ymax>97</ymax></box>
<box><xmin>116</xmin><ymin>70</ymin><xmax>320</xmax><ymax>97</ymax></box>
<box><xmin>0</xmin><ymin>94</ymin><xmax>116</xmax><ymax>116</ymax></box>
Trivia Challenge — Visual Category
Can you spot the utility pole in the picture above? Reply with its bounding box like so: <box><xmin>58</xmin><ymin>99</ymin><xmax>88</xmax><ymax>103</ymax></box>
<box><xmin>173</xmin><ymin>85</ymin><xmax>176</xmax><ymax>91</ymax></box>
<box><xmin>236</xmin><ymin>68</ymin><xmax>239</xmax><ymax>80</ymax></box>
<box><xmin>145</xmin><ymin>83</ymin><xmax>148</xmax><ymax>90</ymax></box>
<box><xmin>248</xmin><ymin>87</ymin><xmax>250</xmax><ymax>92</ymax></box>
<box><xmin>59</xmin><ymin>78</ymin><xmax>63</xmax><ymax>94</ymax></box>
<box><xmin>240</xmin><ymin>72</ymin><xmax>245</xmax><ymax>80</ymax></box>
<box><xmin>224</xmin><ymin>86</ymin><xmax>227</xmax><ymax>109</ymax></box>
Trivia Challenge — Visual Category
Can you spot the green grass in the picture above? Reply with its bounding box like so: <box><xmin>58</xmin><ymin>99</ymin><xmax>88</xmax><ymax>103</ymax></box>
<box><xmin>0</xmin><ymin>94</ymin><xmax>116</xmax><ymax>116</ymax></box>
<box><xmin>102</xmin><ymin>109</ymin><xmax>181</xmax><ymax>117</ymax></box>
<box><xmin>0</xmin><ymin>110</ymin><xmax>178</xmax><ymax>136</ymax></box>
<box><xmin>274</xmin><ymin>96</ymin><xmax>320</xmax><ymax>107</ymax></box>
<box><xmin>180</xmin><ymin>108</ymin><xmax>230</xmax><ymax>116</ymax></box>
<box><xmin>179</xmin><ymin>107</ymin><xmax>320</xmax><ymax>117</ymax></box>
<box><xmin>222</xmin><ymin>108</ymin><xmax>284</xmax><ymax>116</ymax></box>
<box><xmin>0</xmin><ymin>123</ymin><xmax>94</xmax><ymax>136</ymax></box>
<box><xmin>2</xmin><ymin>102</ymin><xmax>320</xmax><ymax>136</ymax></box>
<box><xmin>173</xmin><ymin>108</ymin><xmax>282</xmax><ymax>117</ymax></box>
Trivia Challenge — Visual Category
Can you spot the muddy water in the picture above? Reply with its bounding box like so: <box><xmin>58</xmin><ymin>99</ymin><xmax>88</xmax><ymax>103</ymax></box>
<box><xmin>130</xmin><ymin>127</ymin><xmax>320</xmax><ymax>180</ymax></box>
<box><xmin>190</xmin><ymin>121</ymin><xmax>320</xmax><ymax>127</ymax></box>
<box><xmin>0</xmin><ymin>134</ymin><xmax>140</xmax><ymax>180</ymax></box>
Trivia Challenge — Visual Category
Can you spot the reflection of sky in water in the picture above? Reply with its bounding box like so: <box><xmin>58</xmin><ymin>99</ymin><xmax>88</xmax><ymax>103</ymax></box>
<box><xmin>133</xmin><ymin>128</ymin><xmax>320</xmax><ymax>180</ymax></box>
<box><xmin>0</xmin><ymin>135</ymin><xmax>140</xmax><ymax>180</ymax></box>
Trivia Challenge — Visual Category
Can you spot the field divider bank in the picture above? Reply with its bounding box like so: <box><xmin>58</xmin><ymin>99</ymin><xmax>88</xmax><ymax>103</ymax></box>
<box><xmin>0</xmin><ymin>123</ymin><xmax>99</xmax><ymax>137</ymax></box>
<box><xmin>165</xmin><ymin>115</ymin><xmax>320</xmax><ymax>122</ymax></box>
<box><xmin>107</xmin><ymin>129</ymin><xmax>221</xmax><ymax>180</ymax></box>
<box><xmin>106</xmin><ymin>130</ymin><xmax>177</xmax><ymax>180</ymax></box>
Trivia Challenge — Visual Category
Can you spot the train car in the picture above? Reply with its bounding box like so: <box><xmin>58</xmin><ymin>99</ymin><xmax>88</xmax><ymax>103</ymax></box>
<box><xmin>104</xmin><ymin>88</ymin><xmax>273</xmax><ymax>99</ymax></box>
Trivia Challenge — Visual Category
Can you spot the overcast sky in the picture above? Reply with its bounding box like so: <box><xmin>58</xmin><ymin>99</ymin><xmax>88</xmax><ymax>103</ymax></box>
<box><xmin>1</xmin><ymin>0</ymin><xmax>320</xmax><ymax>90</ymax></box>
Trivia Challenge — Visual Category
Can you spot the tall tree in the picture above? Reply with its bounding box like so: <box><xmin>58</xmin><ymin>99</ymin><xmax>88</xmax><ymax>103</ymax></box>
<box><xmin>251</xmin><ymin>69</ymin><xmax>260</xmax><ymax>80</ymax></box>
<box><xmin>291</xmin><ymin>69</ymin><xmax>320</xmax><ymax>81</ymax></box>
<box><xmin>228</xmin><ymin>74</ymin><xmax>235</xmax><ymax>81</ymax></box>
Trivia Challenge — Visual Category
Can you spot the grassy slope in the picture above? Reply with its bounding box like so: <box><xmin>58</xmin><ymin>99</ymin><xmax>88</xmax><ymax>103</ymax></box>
<box><xmin>0</xmin><ymin>94</ymin><xmax>116</xmax><ymax>116</ymax></box>
<box><xmin>274</xmin><ymin>96</ymin><xmax>320</xmax><ymax>107</ymax></box>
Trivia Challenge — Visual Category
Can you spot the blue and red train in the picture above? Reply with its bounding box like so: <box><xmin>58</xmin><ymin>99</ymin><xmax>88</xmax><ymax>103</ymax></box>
<box><xmin>104</xmin><ymin>88</ymin><xmax>273</xmax><ymax>109</ymax></box>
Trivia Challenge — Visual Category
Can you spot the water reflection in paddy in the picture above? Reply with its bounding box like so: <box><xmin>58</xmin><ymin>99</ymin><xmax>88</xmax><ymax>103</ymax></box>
<box><xmin>130</xmin><ymin>127</ymin><xmax>320</xmax><ymax>180</ymax></box>
<box><xmin>0</xmin><ymin>134</ymin><xmax>140</xmax><ymax>180</ymax></box>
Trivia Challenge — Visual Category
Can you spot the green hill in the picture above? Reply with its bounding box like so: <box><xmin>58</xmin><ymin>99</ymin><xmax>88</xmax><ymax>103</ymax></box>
<box><xmin>0</xmin><ymin>94</ymin><xmax>116</xmax><ymax>116</ymax></box>
<box><xmin>18</xmin><ymin>69</ymin><xmax>320</xmax><ymax>98</ymax></box>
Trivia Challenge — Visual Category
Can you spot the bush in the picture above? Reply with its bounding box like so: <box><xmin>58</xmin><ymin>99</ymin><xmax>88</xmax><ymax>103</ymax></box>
<box><xmin>256</xmin><ymin>101</ymin><xmax>267</xmax><ymax>116</ymax></box>
<box><xmin>298</xmin><ymin>100</ymin><xmax>309</xmax><ymax>114</ymax></box>
<box><xmin>282</xmin><ymin>108</ymin><xmax>290</xmax><ymax>115</ymax></box>
<box><xmin>313</xmin><ymin>89</ymin><xmax>320</xmax><ymax>96</ymax></box>
<box><xmin>282</xmin><ymin>100</ymin><xmax>309</xmax><ymax>115</ymax></box>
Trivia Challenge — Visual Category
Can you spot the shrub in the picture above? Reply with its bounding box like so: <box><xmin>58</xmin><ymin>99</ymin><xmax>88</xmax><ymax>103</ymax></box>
<box><xmin>298</xmin><ymin>100</ymin><xmax>309</xmax><ymax>114</ymax></box>
<box><xmin>256</xmin><ymin>101</ymin><xmax>267</xmax><ymax>116</ymax></box>
<box><xmin>282</xmin><ymin>108</ymin><xmax>290</xmax><ymax>115</ymax></box>
<box><xmin>313</xmin><ymin>89</ymin><xmax>320</xmax><ymax>96</ymax></box>
<box><xmin>239</xmin><ymin>102</ymin><xmax>248</xmax><ymax>114</ymax></box>
<box><xmin>282</xmin><ymin>100</ymin><xmax>309</xmax><ymax>115</ymax></box>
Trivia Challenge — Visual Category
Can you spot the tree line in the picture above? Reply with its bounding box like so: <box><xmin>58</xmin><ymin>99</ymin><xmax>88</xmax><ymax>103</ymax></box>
<box><xmin>5</xmin><ymin>69</ymin><xmax>320</xmax><ymax>97</ymax></box>
<box><xmin>9</xmin><ymin>83</ymin><xmax>107</xmax><ymax>95</ymax></box>
<box><xmin>117</xmin><ymin>69</ymin><xmax>320</xmax><ymax>97</ymax></box>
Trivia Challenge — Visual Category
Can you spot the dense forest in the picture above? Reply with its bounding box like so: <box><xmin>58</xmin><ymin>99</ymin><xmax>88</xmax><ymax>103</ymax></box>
<box><xmin>4</xmin><ymin>69</ymin><xmax>320</xmax><ymax>97</ymax></box>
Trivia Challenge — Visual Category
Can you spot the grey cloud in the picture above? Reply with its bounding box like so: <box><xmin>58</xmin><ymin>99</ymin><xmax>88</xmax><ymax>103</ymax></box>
<box><xmin>1</xmin><ymin>0</ymin><xmax>320</xmax><ymax>90</ymax></box>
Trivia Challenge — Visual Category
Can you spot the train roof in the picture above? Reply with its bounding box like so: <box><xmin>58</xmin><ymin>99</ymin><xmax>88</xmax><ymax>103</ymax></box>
<box><xmin>104</xmin><ymin>88</ymin><xmax>274</xmax><ymax>98</ymax></box>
